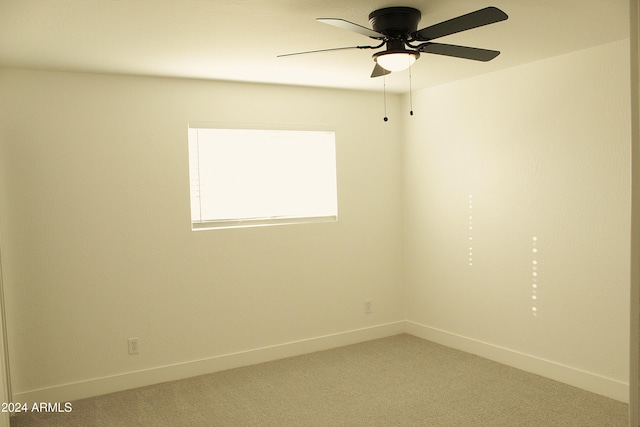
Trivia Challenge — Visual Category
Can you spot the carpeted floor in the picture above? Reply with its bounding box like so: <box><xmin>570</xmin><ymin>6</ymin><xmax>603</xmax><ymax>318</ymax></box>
<box><xmin>10</xmin><ymin>334</ymin><xmax>628</xmax><ymax>426</ymax></box>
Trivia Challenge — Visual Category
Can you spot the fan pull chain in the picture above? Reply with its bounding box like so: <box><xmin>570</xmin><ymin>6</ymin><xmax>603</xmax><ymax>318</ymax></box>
<box><xmin>383</xmin><ymin>75</ymin><xmax>388</xmax><ymax>122</ymax></box>
<box><xmin>409</xmin><ymin>67</ymin><xmax>414</xmax><ymax>116</ymax></box>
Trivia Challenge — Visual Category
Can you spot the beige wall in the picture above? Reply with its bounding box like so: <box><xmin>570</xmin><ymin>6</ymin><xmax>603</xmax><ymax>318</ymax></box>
<box><xmin>0</xmin><ymin>70</ymin><xmax>405</xmax><ymax>401</ymax></box>
<box><xmin>630</xmin><ymin>1</ymin><xmax>640</xmax><ymax>424</ymax></box>
<box><xmin>403</xmin><ymin>39</ymin><xmax>631</xmax><ymax>400</ymax></box>
<box><xmin>0</xmin><ymin>38</ymin><xmax>633</xmax><ymax>405</ymax></box>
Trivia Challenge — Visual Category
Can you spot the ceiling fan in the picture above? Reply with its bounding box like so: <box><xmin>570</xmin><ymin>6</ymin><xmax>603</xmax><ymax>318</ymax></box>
<box><xmin>279</xmin><ymin>6</ymin><xmax>508</xmax><ymax>78</ymax></box>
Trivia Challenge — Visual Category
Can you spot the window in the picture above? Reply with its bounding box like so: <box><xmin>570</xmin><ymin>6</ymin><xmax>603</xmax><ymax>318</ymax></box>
<box><xmin>188</xmin><ymin>124</ymin><xmax>338</xmax><ymax>230</ymax></box>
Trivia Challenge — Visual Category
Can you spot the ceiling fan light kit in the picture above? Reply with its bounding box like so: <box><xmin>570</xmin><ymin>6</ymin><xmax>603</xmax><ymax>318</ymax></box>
<box><xmin>279</xmin><ymin>6</ymin><xmax>508</xmax><ymax>76</ymax></box>
<box><xmin>374</xmin><ymin>50</ymin><xmax>418</xmax><ymax>72</ymax></box>
<box><xmin>373</xmin><ymin>38</ymin><xmax>420</xmax><ymax>72</ymax></box>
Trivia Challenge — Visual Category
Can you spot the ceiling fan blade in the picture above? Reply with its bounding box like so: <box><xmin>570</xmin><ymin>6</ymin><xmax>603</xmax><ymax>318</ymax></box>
<box><xmin>278</xmin><ymin>45</ymin><xmax>372</xmax><ymax>58</ymax></box>
<box><xmin>371</xmin><ymin>63</ymin><xmax>391</xmax><ymax>78</ymax></box>
<box><xmin>412</xmin><ymin>7</ymin><xmax>508</xmax><ymax>41</ymax></box>
<box><xmin>418</xmin><ymin>42</ymin><xmax>500</xmax><ymax>61</ymax></box>
<box><xmin>317</xmin><ymin>18</ymin><xmax>385</xmax><ymax>39</ymax></box>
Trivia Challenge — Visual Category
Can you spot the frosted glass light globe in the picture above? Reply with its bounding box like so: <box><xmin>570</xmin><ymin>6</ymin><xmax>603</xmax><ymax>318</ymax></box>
<box><xmin>375</xmin><ymin>52</ymin><xmax>418</xmax><ymax>72</ymax></box>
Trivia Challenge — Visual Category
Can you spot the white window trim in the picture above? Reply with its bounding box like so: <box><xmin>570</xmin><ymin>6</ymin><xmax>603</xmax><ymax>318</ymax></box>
<box><xmin>188</xmin><ymin>123</ymin><xmax>338</xmax><ymax>231</ymax></box>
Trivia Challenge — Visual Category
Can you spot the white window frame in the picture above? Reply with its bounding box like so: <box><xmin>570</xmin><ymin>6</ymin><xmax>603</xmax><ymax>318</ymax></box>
<box><xmin>188</xmin><ymin>123</ymin><xmax>338</xmax><ymax>230</ymax></box>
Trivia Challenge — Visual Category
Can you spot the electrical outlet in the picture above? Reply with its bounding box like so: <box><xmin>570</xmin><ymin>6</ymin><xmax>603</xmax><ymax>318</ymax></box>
<box><xmin>128</xmin><ymin>337</ymin><xmax>140</xmax><ymax>355</ymax></box>
<box><xmin>364</xmin><ymin>299</ymin><xmax>373</xmax><ymax>314</ymax></box>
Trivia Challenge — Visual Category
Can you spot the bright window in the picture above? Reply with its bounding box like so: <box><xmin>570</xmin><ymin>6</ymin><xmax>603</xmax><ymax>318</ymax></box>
<box><xmin>188</xmin><ymin>125</ymin><xmax>338</xmax><ymax>230</ymax></box>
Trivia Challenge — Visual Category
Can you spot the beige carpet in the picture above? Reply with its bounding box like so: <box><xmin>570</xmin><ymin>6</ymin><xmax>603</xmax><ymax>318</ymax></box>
<box><xmin>11</xmin><ymin>334</ymin><xmax>628</xmax><ymax>426</ymax></box>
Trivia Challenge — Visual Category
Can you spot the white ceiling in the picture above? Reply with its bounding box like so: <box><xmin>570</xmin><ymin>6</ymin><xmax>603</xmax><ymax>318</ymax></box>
<box><xmin>0</xmin><ymin>0</ymin><xmax>630</xmax><ymax>93</ymax></box>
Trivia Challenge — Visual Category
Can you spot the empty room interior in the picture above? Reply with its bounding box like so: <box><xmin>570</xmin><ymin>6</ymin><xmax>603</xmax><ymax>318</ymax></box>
<box><xmin>0</xmin><ymin>0</ymin><xmax>639</xmax><ymax>425</ymax></box>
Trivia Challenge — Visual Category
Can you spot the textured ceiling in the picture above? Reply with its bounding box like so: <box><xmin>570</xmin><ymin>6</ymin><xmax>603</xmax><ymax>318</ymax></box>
<box><xmin>0</xmin><ymin>0</ymin><xmax>630</xmax><ymax>93</ymax></box>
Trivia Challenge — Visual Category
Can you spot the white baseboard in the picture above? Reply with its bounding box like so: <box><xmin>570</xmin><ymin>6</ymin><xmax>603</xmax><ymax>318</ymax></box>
<box><xmin>13</xmin><ymin>320</ymin><xmax>628</xmax><ymax>405</ymax></box>
<box><xmin>13</xmin><ymin>321</ymin><xmax>405</xmax><ymax>405</ymax></box>
<box><xmin>405</xmin><ymin>320</ymin><xmax>628</xmax><ymax>403</ymax></box>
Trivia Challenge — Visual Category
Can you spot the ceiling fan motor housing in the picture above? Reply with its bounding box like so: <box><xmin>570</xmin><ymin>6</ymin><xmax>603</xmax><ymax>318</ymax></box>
<box><xmin>368</xmin><ymin>7</ymin><xmax>422</xmax><ymax>37</ymax></box>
